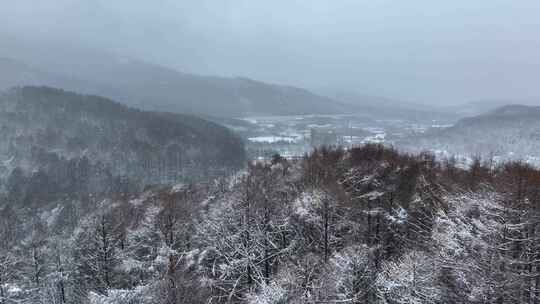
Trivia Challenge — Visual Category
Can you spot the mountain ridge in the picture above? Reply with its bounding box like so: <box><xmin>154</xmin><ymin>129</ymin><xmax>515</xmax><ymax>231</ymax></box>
<box><xmin>0</xmin><ymin>56</ymin><xmax>351</xmax><ymax>117</ymax></box>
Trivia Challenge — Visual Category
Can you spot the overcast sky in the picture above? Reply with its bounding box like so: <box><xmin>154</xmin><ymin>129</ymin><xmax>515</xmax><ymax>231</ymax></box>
<box><xmin>1</xmin><ymin>0</ymin><xmax>540</xmax><ymax>104</ymax></box>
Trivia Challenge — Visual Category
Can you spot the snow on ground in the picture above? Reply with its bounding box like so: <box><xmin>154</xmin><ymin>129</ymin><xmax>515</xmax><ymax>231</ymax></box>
<box><xmin>342</xmin><ymin>136</ymin><xmax>363</xmax><ymax>144</ymax></box>
<box><xmin>293</xmin><ymin>190</ymin><xmax>324</xmax><ymax>220</ymax></box>
<box><xmin>88</xmin><ymin>285</ymin><xmax>153</xmax><ymax>304</ymax></box>
<box><xmin>431</xmin><ymin>124</ymin><xmax>453</xmax><ymax>128</ymax></box>
<box><xmin>248</xmin><ymin>136</ymin><xmax>297</xmax><ymax>143</ymax></box>
<box><xmin>40</xmin><ymin>205</ymin><xmax>63</xmax><ymax>227</ymax></box>
<box><xmin>6</xmin><ymin>284</ymin><xmax>22</xmax><ymax>294</ymax></box>
<box><xmin>363</xmin><ymin>127</ymin><xmax>385</xmax><ymax>134</ymax></box>
<box><xmin>2</xmin><ymin>156</ymin><xmax>14</xmax><ymax>166</ymax></box>
<box><xmin>242</xmin><ymin>118</ymin><xmax>258</xmax><ymax>124</ymax></box>
<box><xmin>170</xmin><ymin>183</ymin><xmax>187</xmax><ymax>193</ymax></box>
<box><xmin>362</xmin><ymin>133</ymin><xmax>386</xmax><ymax>144</ymax></box>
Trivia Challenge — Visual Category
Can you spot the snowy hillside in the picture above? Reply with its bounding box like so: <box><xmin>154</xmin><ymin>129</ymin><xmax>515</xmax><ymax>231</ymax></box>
<box><xmin>0</xmin><ymin>86</ymin><xmax>245</xmax><ymax>186</ymax></box>
<box><xmin>400</xmin><ymin>104</ymin><xmax>540</xmax><ymax>165</ymax></box>
<box><xmin>2</xmin><ymin>144</ymin><xmax>539</xmax><ymax>303</ymax></box>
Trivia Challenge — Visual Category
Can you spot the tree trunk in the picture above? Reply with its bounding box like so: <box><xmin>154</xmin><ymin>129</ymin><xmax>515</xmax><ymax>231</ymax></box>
<box><xmin>33</xmin><ymin>248</ymin><xmax>40</xmax><ymax>285</ymax></box>
<box><xmin>324</xmin><ymin>198</ymin><xmax>329</xmax><ymax>263</ymax></box>
<box><xmin>264</xmin><ymin>205</ymin><xmax>270</xmax><ymax>283</ymax></box>
<box><xmin>0</xmin><ymin>275</ymin><xmax>5</xmax><ymax>304</ymax></box>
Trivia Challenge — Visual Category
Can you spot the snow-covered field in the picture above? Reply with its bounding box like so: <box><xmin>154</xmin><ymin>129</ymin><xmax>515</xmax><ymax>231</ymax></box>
<box><xmin>234</xmin><ymin>114</ymin><xmax>451</xmax><ymax>160</ymax></box>
<box><xmin>248</xmin><ymin>136</ymin><xmax>298</xmax><ymax>143</ymax></box>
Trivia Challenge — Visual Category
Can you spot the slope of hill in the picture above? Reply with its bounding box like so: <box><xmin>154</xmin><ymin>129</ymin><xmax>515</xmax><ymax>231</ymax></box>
<box><xmin>0</xmin><ymin>86</ymin><xmax>245</xmax><ymax>186</ymax></box>
<box><xmin>400</xmin><ymin>104</ymin><xmax>540</xmax><ymax>161</ymax></box>
<box><xmin>97</xmin><ymin>69</ymin><xmax>351</xmax><ymax>117</ymax></box>
<box><xmin>460</xmin><ymin>104</ymin><xmax>540</xmax><ymax>122</ymax></box>
<box><xmin>448</xmin><ymin>99</ymin><xmax>540</xmax><ymax>117</ymax></box>
<box><xmin>0</xmin><ymin>54</ymin><xmax>350</xmax><ymax>117</ymax></box>
<box><xmin>319</xmin><ymin>89</ymin><xmax>458</xmax><ymax>122</ymax></box>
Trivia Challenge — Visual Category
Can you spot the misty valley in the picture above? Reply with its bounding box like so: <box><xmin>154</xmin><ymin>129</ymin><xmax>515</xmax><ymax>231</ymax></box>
<box><xmin>232</xmin><ymin>114</ymin><xmax>452</xmax><ymax>160</ymax></box>
<box><xmin>233</xmin><ymin>110</ymin><xmax>540</xmax><ymax>167</ymax></box>
<box><xmin>2</xmin><ymin>2</ymin><xmax>540</xmax><ymax>304</ymax></box>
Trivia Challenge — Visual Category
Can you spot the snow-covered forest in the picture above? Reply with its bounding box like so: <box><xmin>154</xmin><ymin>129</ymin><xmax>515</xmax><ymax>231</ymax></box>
<box><xmin>2</xmin><ymin>144</ymin><xmax>540</xmax><ymax>303</ymax></box>
<box><xmin>2</xmin><ymin>2</ymin><xmax>540</xmax><ymax>303</ymax></box>
<box><xmin>0</xmin><ymin>86</ymin><xmax>245</xmax><ymax>186</ymax></box>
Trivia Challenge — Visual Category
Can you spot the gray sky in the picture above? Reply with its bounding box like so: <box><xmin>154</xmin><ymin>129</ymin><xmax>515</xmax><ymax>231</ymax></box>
<box><xmin>1</xmin><ymin>0</ymin><xmax>540</xmax><ymax>104</ymax></box>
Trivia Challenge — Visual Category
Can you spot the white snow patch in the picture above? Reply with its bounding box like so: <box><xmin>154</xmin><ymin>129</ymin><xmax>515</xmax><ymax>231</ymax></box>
<box><xmin>171</xmin><ymin>183</ymin><xmax>187</xmax><ymax>193</ymax></box>
<box><xmin>248</xmin><ymin>136</ymin><xmax>297</xmax><ymax>143</ymax></box>
<box><xmin>40</xmin><ymin>205</ymin><xmax>63</xmax><ymax>227</ymax></box>
<box><xmin>358</xmin><ymin>190</ymin><xmax>384</xmax><ymax>201</ymax></box>
<box><xmin>386</xmin><ymin>206</ymin><xmax>408</xmax><ymax>224</ymax></box>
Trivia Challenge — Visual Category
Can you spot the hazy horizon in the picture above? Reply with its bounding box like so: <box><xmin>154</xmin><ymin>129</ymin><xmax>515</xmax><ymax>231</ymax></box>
<box><xmin>1</xmin><ymin>1</ymin><xmax>540</xmax><ymax>105</ymax></box>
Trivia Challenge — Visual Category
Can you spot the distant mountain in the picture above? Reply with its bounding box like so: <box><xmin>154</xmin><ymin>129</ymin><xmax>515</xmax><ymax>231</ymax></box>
<box><xmin>401</xmin><ymin>104</ymin><xmax>540</xmax><ymax>160</ymax></box>
<box><xmin>477</xmin><ymin>103</ymin><xmax>540</xmax><ymax>118</ymax></box>
<box><xmin>0</xmin><ymin>86</ymin><xmax>245</xmax><ymax>186</ymax></box>
<box><xmin>0</xmin><ymin>58</ymin><xmax>85</xmax><ymax>91</ymax></box>
<box><xmin>448</xmin><ymin>99</ymin><xmax>540</xmax><ymax>117</ymax></box>
<box><xmin>0</xmin><ymin>55</ymin><xmax>349</xmax><ymax>117</ymax></box>
<box><xmin>454</xmin><ymin>104</ymin><xmax>540</xmax><ymax>128</ymax></box>
<box><xmin>318</xmin><ymin>89</ymin><xmax>457</xmax><ymax>122</ymax></box>
<box><xmin>96</xmin><ymin>68</ymin><xmax>351</xmax><ymax>117</ymax></box>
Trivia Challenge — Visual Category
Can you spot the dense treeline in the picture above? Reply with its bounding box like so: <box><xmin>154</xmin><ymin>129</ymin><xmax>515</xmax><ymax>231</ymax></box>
<box><xmin>1</xmin><ymin>144</ymin><xmax>540</xmax><ymax>303</ymax></box>
<box><xmin>0</xmin><ymin>86</ymin><xmax>245</xmax><ymax>184</ymax></box>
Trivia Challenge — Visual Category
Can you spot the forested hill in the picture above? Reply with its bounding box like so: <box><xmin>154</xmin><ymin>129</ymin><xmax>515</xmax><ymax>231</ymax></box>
<box><xmin>0</xmin><ymin>86</ymin><xmax>245</xmax><ymax>186</ymax></box>
<box><xmin>401</xmin><ymin>104</ymin><xmax>540</xmax><ymax>160</ymax></box>
<box><xmin>457</xmin><ymin>104</ymin><xmax>540</xmax><ymax>125</ymax></box>
<box><xmin>2</xmin><ymin>144</ymin><xmax>540</xmax><ymax>303</ymax></box>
